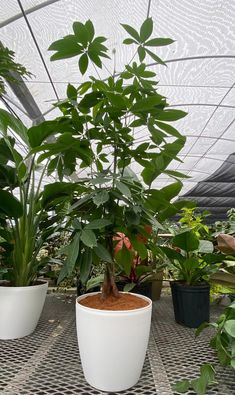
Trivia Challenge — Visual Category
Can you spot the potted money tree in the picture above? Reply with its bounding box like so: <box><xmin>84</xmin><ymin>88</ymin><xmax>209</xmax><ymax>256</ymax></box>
<box><xmin>30</xmin><ymin>17</ymin><xmax>188</xmax><ymax>391</ymax></box>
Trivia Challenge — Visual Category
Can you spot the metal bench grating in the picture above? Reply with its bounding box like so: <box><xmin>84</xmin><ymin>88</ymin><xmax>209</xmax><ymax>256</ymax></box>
<box><xmin>0</xmin><ymin>294</ymin><xmax>234</xmax><ymax>394</ymax></box>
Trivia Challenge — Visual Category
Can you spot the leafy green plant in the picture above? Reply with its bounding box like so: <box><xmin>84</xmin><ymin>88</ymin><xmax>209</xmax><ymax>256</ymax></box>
<box><xmin>172</xmin><ymin>233</ymin><xmax>235</xmax><ymax>393</ymax></box>
<box><xmin>161</xmin><ymin>229</ymin><xmax>222</xmax><ymax>285</ymax></box>
<box><xmin>0</xmin><ymin>43</ymin><xmax>31</xmax><ymax>96</ymax></box>
<box><xmin>172</xmin><ymin>364</ymin><xmax>217</xmax><ymax>395</ymax></box>
<box><xmin>0</xmin><ymin>109</ymin><xmax>69</xmax><ymax>286</ymax></box>
<box><xmin>178</xmin><ymin>207</ymin><xmax>210</xmax><ymax>238</ymax></box>
<box><xmin>28</xmin><ymin>18</ymin><xmax>190</xmax><ymax>298</ymax></box>
<box><xmin>173</xmin><ymin>301</ymin><xmax>235</xmax><ymax>395</ymax></box>
<box><xmin>212</xmin><ymin>208</ymin><xmax>235</xmax><ymax>237</ymax></box>
<box><xmin>196</xmin><ymin>301</ymin><xmax>235</xmax><ymax>369</ymax></box>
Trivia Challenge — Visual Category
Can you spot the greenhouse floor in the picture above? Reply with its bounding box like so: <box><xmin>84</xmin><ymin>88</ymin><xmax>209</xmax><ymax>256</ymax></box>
<box><xmin>0</xmin><ymin>294</ymin><xmax>234</xmax><ymax>395</ymax></box>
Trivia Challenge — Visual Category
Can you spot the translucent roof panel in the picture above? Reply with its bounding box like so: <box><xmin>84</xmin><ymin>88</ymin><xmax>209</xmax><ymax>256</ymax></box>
<box><xmin>0</xmin><ymin>0</ymin><xmax>235</xmax><ymax>218</ymax></box>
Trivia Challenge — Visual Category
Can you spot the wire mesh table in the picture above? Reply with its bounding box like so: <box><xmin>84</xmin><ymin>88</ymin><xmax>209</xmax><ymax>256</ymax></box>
<box><xmin>0</xmin><ymin>294</ymin><xmax>234</xmax><ymax>395</ymax></box>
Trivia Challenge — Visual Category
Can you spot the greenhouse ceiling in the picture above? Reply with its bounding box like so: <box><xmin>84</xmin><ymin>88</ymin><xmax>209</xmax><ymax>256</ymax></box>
<box><xmin>0</xmin><ymin>0</ymin><xmax>235</xmax><ymax>219</ymax></box>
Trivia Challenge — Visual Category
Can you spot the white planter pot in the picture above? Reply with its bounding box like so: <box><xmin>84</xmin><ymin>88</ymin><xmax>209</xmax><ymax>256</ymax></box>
<box><xmin>0</xmin><ymin>281</ymin><xmax>48</xmax><ymax>340</ymax></box>
<box><xmin>76</xmin><ymin>292</ymin><xmax>152</xmax><ymax>392</ymax></box>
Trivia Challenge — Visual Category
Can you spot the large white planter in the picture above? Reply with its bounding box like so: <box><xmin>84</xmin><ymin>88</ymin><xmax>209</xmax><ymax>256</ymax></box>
<box><xmin>76</xmin><ymin>292</ymin><xmax>152</xmax><ymax>392</ymax></box>
<box><xmin>0</xmin><ymin>281</ymin><xmax>48</xmax><ymax>340</ymax></box>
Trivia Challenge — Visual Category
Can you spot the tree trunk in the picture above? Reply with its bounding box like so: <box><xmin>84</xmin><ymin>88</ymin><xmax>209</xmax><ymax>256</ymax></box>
<box><xmin>101</xmin><ymin>263</ymin><xmax>120</xmax><ymax>300</ymax></box>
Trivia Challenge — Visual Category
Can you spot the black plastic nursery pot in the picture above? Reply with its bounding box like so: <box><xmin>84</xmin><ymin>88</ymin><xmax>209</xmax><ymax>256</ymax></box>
<box><xmin>170</xmin><ymin>281</ymin><xmax>210</xmax><ymax>328</ymax></box>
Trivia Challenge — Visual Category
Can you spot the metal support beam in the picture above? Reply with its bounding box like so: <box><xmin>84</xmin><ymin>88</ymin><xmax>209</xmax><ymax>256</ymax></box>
<box><xmin>7</xmin><ymin>71</ymin><xmax>44</xmax><ymax>124</ymax></box>
<box><xmin>0</xmin><ymin>0</ymin><xmax>61</xmax><ymax>28</ymax></box>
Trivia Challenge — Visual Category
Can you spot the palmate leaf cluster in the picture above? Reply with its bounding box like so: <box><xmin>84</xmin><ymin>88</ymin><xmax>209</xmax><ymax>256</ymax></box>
<box><xmin>29</xmin><ymin>17</ymin><xmax>191</xmax><ymax>284</ymax></box>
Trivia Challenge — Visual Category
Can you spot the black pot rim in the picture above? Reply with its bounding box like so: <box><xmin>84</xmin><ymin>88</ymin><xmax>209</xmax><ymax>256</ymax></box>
<box><xmin>170</xmin><ymin>280</ymin><xmax>210</xmax><ymax>290</ymax></box>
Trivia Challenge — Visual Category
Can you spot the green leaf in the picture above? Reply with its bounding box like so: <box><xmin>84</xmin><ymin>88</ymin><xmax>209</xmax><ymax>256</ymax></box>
<box><xmin>80</xmin><ymin>229</ymin><xmax>97</xmax><ymax>248</ymax></box>
<box><xmin>164</xmin><ymin>170</ymin><xmax>190</xmax><ymax>179</ymax></box>
<box><xmin>172</xmin><ymin>379</ymin><xmax>190</xmax><ymax>393</ymax></box>
<box><xmin>28</xmin><ymin>120</ymin><xmax>57</xmax><ymax>148</ymax></box>
<box><xmin>131</xmin><ymin>95</ymin><xmax>164</xmax><ymax>112</ymax></box>
<box><xmin>173</xmin><ymin>230</ymin><xmax>199</xmax><ymax>252</ymax></box>
<box><xmin>0</xmin><ymin>109</ymin><xmax>29</xmax><ymax>146</ymax></box>
<box><xmin>161</xmin><ymin>181</ymin><xmax>182</xmax><ymax>200</ymax></box>
<box><xmin>57</xmin><ymin>232</ymin><xmax>80</xmax><ymax>283</ymax></box>
<box><xmin>138</xmin><ymin>46</ymin><xmax>146</xmax><ymax>61</ymax></box>
<box><xmin>72</xmin><ymin>219</ymin><xmax>82</xmax><ymax>230</ymax></box>
<box><xmin>145</xmin><ymin>38</ymin><xmax>174</xmax><ymax>46</ymax></box>
<box><xmin>88</xmin><ymin>51</ymin><xmax>102</xmax><ymax>68</ymax></box>
<box><xmin>49</xmin><ymin>36</ymin><xmax>82</xmax><ymax>60</ymax></box>
<box><xmin>79</xmin><ymin>53</ymin><xmax>89</xmax><ymax>75</ymax></box>
<box><xmin>116</xmin><ymin>180</ymin><xmax>131</xmax><ymax>198</ymax></box>
<box><xmin>191</xmin><ymin>377</ymin><xmax>207</xmax><ymax>395</ymax></box>
<box><xmin>94</xmin><ymin>243</ymin><xmax>113</xmax><ymax>263</ymax></box>
<box><xmin>73</xmin><ymin>22</ymin><xmax>89</xmax><ymax>46</ymax></box>
<box><xmin>86</xmin><ymin>274</ymin><xmax>104</xmax><ymax>291</ymax></box>
<box><xmin>67</xmin><ymin>83</ymin><xmax>77</xmax><ymax>100</ymax></box>
<box><xmin>157</xmin><ymin>109</ymin><xmax>187</xmax><ymax>121</ymax></box>
<box><xmin>224</xmin><ymin>320</ymin><xmax>235</xmax><ymax>337</ymax></box>
<box><xmin>124</xmin><ymin>283</ymin><xmax>136</xmax><ymax>292</ymax></box>
<box><xmin>156</xmin><ymin>121</ymin><xmax>182</xmax><ymax>138</ymax></box>
<box><xmin>79</xmin><ymin>248</ymin><xmax>92</xmax><ymax>284</ymax></box>
<box><xmin>85</xmin><ymin>20</ymin><xmax>95</xmax><ymax>42</ymax></box>
<box><xmin>140</xmin><ymin>18</ymin><xmax>153</xmax><ymax>42</ymax></box>
<box><xmin>42</xmin><ymin>182</ymin><xmax>75</xmax><ymax>207</ymax></box>
<box><xmin>92</xmin><ymin>190</ymin><xmax>109</xmax><ymax>207</ymax></box>
<box><xmin>130</xmin><ymin>237</ymin><xmax>148</xmax><ymax>259</ymax></box>
<box><xmin>85</xmin><ymin>219</ymin><xmax>112</xmax><ymax>229</ymax></box>
<box><xmin>105</xmin><ymin>92</ymin><xmax>126</xmax><ymax>109</ymax></box>
<box><xmin>121</xmin><ymin>24</ymin><xmax>140</xmax><ymax>42</ymax></box>
<box><xmin>123</xmin><ymin>38</ymin><xmax>138</xmax><ymax>45</ymax></box>
<box><xmin>145</xmin><ymin>48</ymin><xmax>166</xmax><ymax>65</ymax></box>
<box><xmin>200</xmin><ymin>364</ymin><xmax>216</xmax><ymax>386</ymax></box>
<box><xmin>78</xmin><ymin>81</ymin><xmax>92</xmax><ymax>94</ymax></box>
<box><xmin>0</xmin><ymin>190</ymin><xmax>23</xmax><ymax>218</ymax></box>
<box><xmin>79</xmin><ymin>91</ymin><xmax>103</xmax><ymax>109</ymax></box>
<box><xmin>115</xmin><ymin>244</ymin><xmax>134</xmax><ymax>276</ymax></box>
<box><xmin>195</xmin><ymin>322</ymin><xmax>211</xmax><ymax>337</ymax></box>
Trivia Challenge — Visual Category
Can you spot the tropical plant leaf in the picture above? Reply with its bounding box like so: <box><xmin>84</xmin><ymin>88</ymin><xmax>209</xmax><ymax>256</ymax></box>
<box><xmin>80</xmin><ymin>229</ymin><xmax>97</xmax><ymax>248</ymax></box>
<box><xmin>121</xmin><ymin>24</ymin><xmax>140</xmax><ymax>41</ymax></box>
<box><xmin>79</xmin><ymin>248</ymin><xmax>92</xmax><ymax>284</ymax></box>
<box><xmin>94</xmin><ymin>243</ymin><xmax>113</xmax><ymax>263</ymax></box>
<box><xmin>173</xmin><ymin>230</ymin><xmax>199</xmax><ymax>252</ymax></box>
<box><xmin>145</xmin><ymin>38</ymin><xmax>174</xmax><ymax>46</ymax></box>
<box><xmin>140</xmin><ymin>18</ymin><xmax>153</xmax><ymax>42</ymax></box>
<box><xmin>0</xmin><ymin>189</ymin><xmax>23</xmax><ymax>218</ymax></box>
<box><xmin>85</xmin><ymin>219</ymin><xmax>112</xmax><ymax>229</ymax></box>
<box><xmin>172</xmin><ymin>380</ymin><xmax>190</xmax><ymax>393</ymax></box>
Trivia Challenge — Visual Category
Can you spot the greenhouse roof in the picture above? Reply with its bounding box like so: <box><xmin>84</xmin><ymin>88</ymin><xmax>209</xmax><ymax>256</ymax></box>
<box><xmin>0</xmin><ymin>0</ymin><xmax>235</xmax><ymax>219</ymax></box>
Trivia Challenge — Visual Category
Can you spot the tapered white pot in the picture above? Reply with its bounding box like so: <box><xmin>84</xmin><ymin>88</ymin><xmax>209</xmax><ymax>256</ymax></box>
<box><xmin>76</xmin><ymin>292</ymin><xmax>152</xmax><ymax>392</ymax></box>
<box><xmin>0</xmin><ymin>281</ymin><xmax>48</xmax><ymax>340</ymax></box>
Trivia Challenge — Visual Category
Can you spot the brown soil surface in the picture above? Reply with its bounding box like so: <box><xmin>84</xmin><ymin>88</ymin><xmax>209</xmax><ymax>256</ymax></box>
<box><xmin>78</xmin><ymin>293</ymin><xmax>149</xmax><ymax>311</ymax></box>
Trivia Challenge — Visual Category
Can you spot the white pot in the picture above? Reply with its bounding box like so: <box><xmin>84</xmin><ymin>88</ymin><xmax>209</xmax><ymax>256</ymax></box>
<box><xmin>76</xmin><ymin>292</ymin><xmax>152</xmax><ymax>392</ymax></box>
<box><xmin>0</xmin><ymin>281</ymin><xmax>48</xmax><ymax>340</ymax></box>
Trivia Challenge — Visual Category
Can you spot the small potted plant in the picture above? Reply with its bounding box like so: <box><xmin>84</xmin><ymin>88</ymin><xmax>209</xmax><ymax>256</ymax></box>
<box><xmin>113</xmin><ymin>227</ymin><xmax>166</xmax><ymax>299</ymax></box>
<box><xmin>41</xmin><ymin>17</ymin><xmax>189</xmax><ymax>391</ymax></box>
<box><xmin>0</xmin><ymin>45</ymin><xmax>69</xmax><ymax>339</ymax></box>
<box><xmin>162</xmin><ymin>226</ymin><xmax>223</xmax><ymax>328</ymax></box>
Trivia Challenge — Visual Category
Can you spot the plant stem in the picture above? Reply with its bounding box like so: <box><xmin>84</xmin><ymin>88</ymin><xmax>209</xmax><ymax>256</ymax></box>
<box><xmin>101</xmin><ymin>235</ymin><xmax>119</xmax><ymax>299</ymax></box>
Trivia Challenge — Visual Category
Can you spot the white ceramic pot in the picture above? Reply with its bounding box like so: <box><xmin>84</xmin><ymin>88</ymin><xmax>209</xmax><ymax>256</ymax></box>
<box><xmin>0</xmin><ymin>281</ymin><xmax>48</xmax><ymax>340</ymax></box>
<box><xmin>76</xmin><ymin>292</ymin><xmax>152</xmax><ymax>392</ymax></box>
